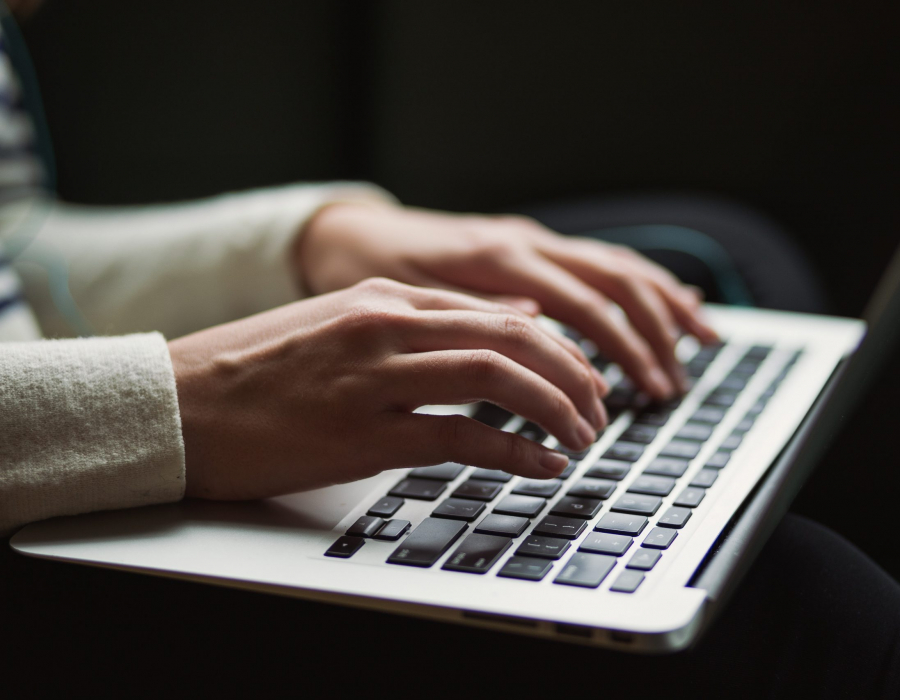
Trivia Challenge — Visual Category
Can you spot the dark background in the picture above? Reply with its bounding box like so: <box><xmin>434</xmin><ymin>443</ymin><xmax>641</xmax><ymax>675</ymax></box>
<box><xmin>5</xmin><ymin>0</ymin><xmax>900</xmax><ymax>688</ymax></box>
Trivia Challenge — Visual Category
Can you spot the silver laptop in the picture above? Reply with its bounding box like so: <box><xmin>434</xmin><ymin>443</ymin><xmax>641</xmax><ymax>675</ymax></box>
<box><xmin>11</xmin><ymin>246</ymin><xmax>900</xmax><ymax>653</ymax></box>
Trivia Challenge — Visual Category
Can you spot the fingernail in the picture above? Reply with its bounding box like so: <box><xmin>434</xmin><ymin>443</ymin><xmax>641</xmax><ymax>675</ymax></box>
<box><xmin>648</xmin><ymin>367</ymin><xmax>675</xmax><ymax>399</ymax></box>
<box><xmin>575</xmin><ymin>416</ymin><xmax>596</xmax><ymax>447</ymax></box>
<box><xmin>539</xmin><ymin>450</ymin><xmax>569</xmax><ymax>474</ymax></box>
<box><xmin>593</xmin><ymin>397</ymin><xmax>608</xmax><ymax>429</ymax></box>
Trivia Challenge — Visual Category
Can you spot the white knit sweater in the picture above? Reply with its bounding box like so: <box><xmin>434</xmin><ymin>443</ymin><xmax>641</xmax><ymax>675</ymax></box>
<box><xmin>0</xmin><ymin>182</ymin><xmax>392</xmax><ymax>536</ymax></box>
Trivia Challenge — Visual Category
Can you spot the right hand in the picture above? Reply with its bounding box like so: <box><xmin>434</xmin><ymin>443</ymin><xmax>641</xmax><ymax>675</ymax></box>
<box><xmin>169</xmin><ymin>278</ymin><xmax>609</xmax><ymax>500</ymax></box>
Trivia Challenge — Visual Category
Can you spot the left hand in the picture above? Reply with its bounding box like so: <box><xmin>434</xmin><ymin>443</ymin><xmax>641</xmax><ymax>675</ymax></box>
<box><xmin>297</xmin><ymin>202</ymin><xmax>718</xmax><ymax>400</ymax></box>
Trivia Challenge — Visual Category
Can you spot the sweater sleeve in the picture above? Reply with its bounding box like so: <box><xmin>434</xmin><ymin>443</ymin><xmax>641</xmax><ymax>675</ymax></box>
<box><xmin>0</xmin><ymin>332</ymin><xmax>185</xmax><ymax>537</ymax></box>
<box><xmin>13</xmin><ymin>182</ymin><xmax>394</xmax><ymax>339</ymax></box>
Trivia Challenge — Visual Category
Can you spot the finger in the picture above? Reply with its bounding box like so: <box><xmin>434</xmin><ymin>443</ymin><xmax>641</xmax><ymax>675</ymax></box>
<box><xmin>401</xmin><ymin>268</ymin><xmax>543</xmax><ymax>317</ymax></box>
<box><xmin>393</xmin><ymin>413</ymin><xmax>570</xmax><ymax>478</ymax></box>
<box><xmin>471</xmin><ymin>252</ymin><xmax>676</xmax><ymax>400</ymax></box>
<box><xmin>402</xmin><ymin>310</ymin><xmax>607</xmax><ymax>429</ymax></box>
<box><xmin>386</xmin><ymin>349</ymin><xmax>597</xmax><ymax>451</ymax></box>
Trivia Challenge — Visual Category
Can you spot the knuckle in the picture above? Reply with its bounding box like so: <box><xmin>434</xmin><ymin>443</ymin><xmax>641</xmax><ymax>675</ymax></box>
<box><xmin>341</xmin><ymin>303</ymin><xmax>409</xmax><ymax>339</ymax></box>
<box><xmin>466</xmin><ymin>349</ymin><xmax>506</xmax><ymax>383</ymax></box>
<box><xmin>354</xmin><ymin>276</ymin><xmax>404</xmax><ymax>296</ymax></box>
<box><xmin>497</xmin><ymin>314</ymin><xmax>532</xmax><ymax>347</ymax></box>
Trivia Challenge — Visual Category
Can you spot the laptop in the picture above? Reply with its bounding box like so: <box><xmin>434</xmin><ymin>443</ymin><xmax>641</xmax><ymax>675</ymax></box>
<box><xmin>11</xmin><ymin>246</ymin><xmax>900</xmax><ymax>653</ymax></box>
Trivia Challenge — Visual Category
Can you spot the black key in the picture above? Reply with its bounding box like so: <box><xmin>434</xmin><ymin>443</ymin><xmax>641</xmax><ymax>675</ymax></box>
<box><xmin>620</xmin><ymin>424</ymin><xmax>658</xmax><ymax>445</ymax></box>
<box><xmin>686</xmin><ymin>359</ymin><xmax>710</xmax><ymax>378</ymax></box>
<box><xmin>443</xmin><ymin>534</ymin><xmax>512</xmax><ymax>574</ymax></box>
<box><xmin>586</xmin><ymin>459</ymin><xmax>631</xmax><ymax>481</ymax></box>
<box><xmin>693</xmin><ymin>344</ymin><xmax>723</xmax><ymax>362</ymax></box>
<box><xmin>470</xmin><ymin>468</ymin><xmax>513</xmax><ymax>483</ymax></box>
<box><xmin>595</xmin><ymin>512</ymin><xmax>648</xmax><ymax>536</ymax></box>
<box><xmin>516</xmin><ymin>535</ymin><xmax>571</xmax><ymax>560</ymax></box>
<box><xmin>566</xmin><ymin>477</ymin><xmax>617</xmax><ymax>500</ymax></box>
<box><xmin>734</xmin><ymin>416</ymin><xmax>755</xmax><ymax>433</ymax></box>
<box><xmin>471</xmin><ymin>402</ymin><xmax>513</xmax><ymax>429</ymax></box>
<box><xmin>555</xmin><ymin>444</ymin><xmax>590</xmax><ymax>461</ymax></box>
<box><xmin>720</xmin><ymin>434</ymin><xmax>743</xmax><ymax>451</ymax></box>
<box><xmin>627</xmin><ymin>475</ymin><xmax>675</xmax><ymax>497</ymax></box>
<box><xmin>512</xmin><ymin>479</ymin><xmax>562</xmax><ymax>498</ymax></box>
<box><xmin>673</xmin><ymin>487</ymin><xmax>706</xmax><ymax>508</ymax></box>
<box><xmin>533</xmin><ymin>515</ymin><xmax>587</xmax><ymax>540</ymax></box>
<box><xmin>634</xmin><ymin>409</ymin><xmax>672</xmax><ymax>427</ymax></box>
<box><xmin>497</xmin><ymin>556</ymin><xmax>553</xmax><ymax>581</ymax></box>
<box><xmin>659</xmin><ymin>439</ymin><xmax>702</xmax><ymax>460</ymax></box>
<box><xmin>347</xmin><ymin>516</ymin><xmax>386</xmax><ymax>538</ymax></box>
<box><xmin>676</xmin><ymin>423</ymin><xmax>714</xmax><ymax>442</ymax></box>
<box><xmin>550</xmin><ymin>496</ymin><xmax>603</xmax><ymax>519</ymax></box>
<box><xmin>657</xmin><ymin>507</ymin><xmax>692</xmax><ymax>528</ymax></box>
<box><xmin>643</xmin><ymin>457</ymin><xmax>689</xmax><ymax>478</ymax></box>
<box><xmin>730</xmin><ymin>361</ymin><xmax>761</xmax><ymax>377</ymax></box>
<box><xmin>558</xmin><ymin>463</ymin><xmax>577</xmax><ymax>479</ymax></box>
<box><xmin>554</xmin><ymin>552</ymin><xmax>617</xmax><ymax>588</ymax></box>
<box><xmin>611</xmin><ymin>494</ymin><xmax>662</xmax><ymax>516</ymax></box>
<box><xmin>387</xmin><ymin>518</ymin><xmax>467</xmax><ymax>567</ymax></box>
<box><xmin>474</xmin><ymin>513</ymin><xmax>530</xmax><ymax>538</ymax></box>
<box><xmin>744</xmin><ymin>345</ymin><xmax>773</xmax><ymax>361</ymax></box>
<box><xmin>373</xmin><ymin>519</ymin><xmax>411</xmax><ymax>541</ymax></box>
<box><xmin>579</xmin><ymin>532</ymin><xmax>632</xmax><ymax>556</ymax></box>
<box><xmin>747</xmin><ymin>400</ymin><xmax>767</xmax><ymax>416</ymax></box>
<box><xmin>690</xmin><ymin>468</ymin><xmax>719</xmax><ymax>488</ymax></box>
<box><xmin>453</xmin><ymin>479</ymin><xmax>504</xmax><ymax>501</ymax></box>
<box><xmin>704</xmin><ymin>391</ymin><xmax>738</xmax><ymax>408</ymax></box>
<box><xmin>642</xmin><ymin>527</ymin><xmax>678</xmax><ymax>549</ymax></box>
<box><xmin>761</xmin><ymin>384</ymin><xmax>778</xmax><ymax>398</ymax></box>
<box><xmin>706</xmin><ymin>452</ymin><xmax>731</xmax><ymax>469</ymax></box>
<box><xmin>410</xmin><ymin>462</ymin><xmax>466</xmax><ymax>481</ymax></box>
<box><xmin>493</xmin><ymin>494</ymin><xmax>546</xmax><ymax>518</ymax></box>
<box><xmin>603</xmin><ymin>441</ymin><xmax>645</xmax><ymax>462</ymax></box>
<box><xmin>604</xmin><ymin>385</ymin><xmax>639</xmax><ymax>411</ymax></box>
<box><xmin>432</xmin><ymin>498</ymin><xmax>485</xmax><ymax>522</ymax></box>
<box><xmin>325</xmin><ymin>535</ymin><xmax>364</xmax><ymax>559</ymax></box>
<box><xmin>517</xmin><ymin>421</ymin><xmax>548</xmax><ymax>443</ymax></box>
<box><xmin>718</xmin><ymin>376</ymin><xmax>748</xmax><ymax>392</ymax></box>
<box><xmin>692</xmin><ymin>406</ymin><xmax>726</xmax><ymax>424</ymax></box>
<box><xmin>367</xmin><ymin>496</ymin><xmax>404</xmax><ymax>518</ymax></box>
<box><xmin>389</xmin><ymin>478</ymin><xmax>447</xmax><ymax>501</ymax></box>
<box><xmin>610</xmin><ymin>570</ymin><xmax>645</xmax><ymax>593</ymax></box>
<box><xmin>626</xmin><ymin>548</ymin><xmax>662</xmax><ymax>570</ymax></box>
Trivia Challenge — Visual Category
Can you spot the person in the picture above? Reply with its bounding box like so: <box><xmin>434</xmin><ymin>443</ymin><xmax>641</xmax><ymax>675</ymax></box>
<box><xmin>2</xmin><ymin>4</ymin><xmax>899</xmax><ymax>698</ymax></box>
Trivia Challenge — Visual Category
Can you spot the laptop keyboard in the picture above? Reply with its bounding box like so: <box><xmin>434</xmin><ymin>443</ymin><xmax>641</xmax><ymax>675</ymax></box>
<box><xmin>325</xmin><ymin>339</ymin><xmax>802</xmax><ymax>593</ymax></box>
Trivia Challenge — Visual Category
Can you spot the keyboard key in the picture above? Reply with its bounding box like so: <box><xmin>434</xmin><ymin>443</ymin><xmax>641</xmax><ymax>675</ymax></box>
<box><xmin>347</xmin><ymin>516</ymin><xmax>386</xmax><ymax>538</ymax></box>
<box><xmin>595</xmin><ymin>513</ymin><xmax>648</xmax><ymax>536</ymax></box>
<box><xmin>533</xmin><ymin>515</ymin><xmax>587</xmax><ymax>540</ymax></box>
<box><xmin>325</xmin><ymin>535</ymin><xmax>364</xmax><ymax>559</ymax></box>
<box><xmin>367</xmin><ymin>496</ymin><xmax>404</xmax><ymax>518</ymax></box>
<box><xmin>734</xmin><ymin>417</ymin><xmax>755</xmax><ymax>433</ymax></box>
<box><xmin>558</xmin><ymin>463</ymin><xmax>577</xmax><ymax>479</ymax></box>
<box><xmin>373</xmin><ymin>519</ymin><xmax>411</xmax><ymax>541</ymax></box>
<box><xmin>512</xmin><ymin>479</ymin><xmax>562</xmax><ymax>498</ymax></box>
<box><xmin>692</xmin><ymin>406</ymin><xmax>726</xmax><ymax>424</ymax></box>
<box><xmin>604</xmin><ymin>384</ymin><xmax>639</xmax><ymax>411</ymax></box>
<box><xmin>550</xmin><ymin>496</ymin><xmax>603</xmax><ymax>519</ymax></box>
<box><xmin>432</xmin><ymin>498</ymin><xmax>486</xmax><ymax>522</ymax></box>
<box><xmin>704</xmin><ymin>391</ymin><xmax>738</xmax><ymax>408</ymax></box>
<box><xmin>611</xmin><ymin>494</ymin><xmax>662</xmax><ymax>516</ymax></box>
<box><xmin>585</xmin><ymin>459</ymin><xmax>631</xmax><ymax>481</ymax></box>
<box><xmin>516</xmin><ymin>535</ymin><xmax>571</xmax><ymax>560</ymax></box>
<box><xmin>493</xmin><ymin>494</ymin><xmax>546</xmax><ymax>518</ymax></box>
<box><xmin>643</xmin><ymin>457</ymin><xmax>689</xmax><ymax>478</ymax></box>
<box><xmin>634</xmin><ymin>408</ymin><xmax>672</xmax><ymax>427</ymax></box>
<box><xmin>579</xmin><ymin>532</ymin><xmax>632</xmax><ymax>556</ymax></box>
<box><xmin>744</xmin><ymin>345</ymin><xmax>773</xmax><ymax>361</ymax></box>
<box><xmin>747</xmin><ymin>400</ymin><xmax>767</xmax><ymax>416</ymax></box>
<box><xmin>626</xmin><ymin>548</ymin><xmax>662</xmax><ymax>570</ymax></box>
<box><xmin>693</xmin><ymin>344</ymin><xmax>723</xmax><ymax>362</ymax></box>
<box><xmin>657</xmin><ymin>507</ymin><xmax>692</xmax><ymax>528</ymax></box>
<box><xmin>642</xmin><ymin>527</ymin><xmax>678</xmax><ymax>549</ymax></box>
<box><xmin>471</xmin><ymin>402</ymin><xmax>513</xmax><ymax>429</ymax></box>
<box><xmin>659</xmin><ymin>440</ymin><xmax>702</xmax><ymax>460</ymax></box>
<box><xmin>387</xmin><ymin>518</ymin><xmax>467</xmax><ymax>567</ymax></box>
<box><xmin>389</xmin><ymin>478</ymin><xmax>447</xmax><ymax>501</ymax></box>
<box><xmin>443</xmin><ymin>534</ymin><xmax>512</xmax><ymax>574</ymax></box>
<box><xmin>518</xmin><ymin>421</ymin><xmax>548</xmax><ymax>443</ymax></box>
<box><xmin>620</xmin><ymin>424</ymin><xmax>658</xmax><ymax>444</ymax></box>
<box><xmin>410</xmin><ymin>462</ymin><xmax>466</xmax><ymax>481</ymax></box>
<box><xmin>566</xmin><ymin>477</ymin><xmax>617</xmax><ymax>500</ymax></box>
<box><xmin>554</xmin><ymin>552</ymin><xmax>617</xmax><ymax>588</ymax></box>
<box><xmin>690</xmin><ymin>469</ymin><xmax>719</xmax><ymax>488</ymax></box>
<box><xmin>610</xmin><ymin>569</ymin><xmax>645</xmax><ymax>593</ymax></box>
<box><xmin>627</xmin><ymin>475</ymin><xmax>675</xmax><ymax>497</ymax></box>
<box><xmin>470</xmin><ymin>469</ymin><xmax>513</xmax><ymax>482</ymax></box>
<box><xmin>555</xmin><ymin>444</ymin><xmax>590</xmax><ymax>461</ymax></box>
<box><xmin>718</xmin><ymin>376</ymin><xmax>748</xmax><ymax>392</ymax></box>
<box><xmin>706</xmin><ymin>452</ymin><xmax>731</xmax><ymax>469</ymax></box>
<box><xmin>720</xmin><ymin>434</ymin><xmax>743</xmax><ymax>451</ymax></box>
<box><xmin>676</xmin><ymin>423</ymin><xmax>714</xmax><ymax>442</ymax></box>
<box><xmin>603</xmin><ymin>442</ymin><xmax>645</xmax><ymax>462</ymax></box>
<box><xmin>453</xmin><ymin>479</ymin><xmax>504</xmax><ymax>501</ymax></box>
<box><xmin>474</xmin><ymin>513</ymin><xmax>530</xmax><ymax>538</ymax></box>
<box><xmin>673</xmin><ymin>487</ymin><xmax>706</xmax><ymax>508</ymax></box>
<box><xmin>730</xmin><ymin>361</ymin><xmax>761</xmax><ymax>377</ymax></box>
<box><xmin>497</xmin><ymin>556</ymin><xmax>553</xmax><ymax>581</ymax></box>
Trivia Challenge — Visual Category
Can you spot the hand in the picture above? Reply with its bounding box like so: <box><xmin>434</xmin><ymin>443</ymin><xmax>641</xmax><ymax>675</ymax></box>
<box><xmin>169</xmin><ymin>278</ymin><xmax>608</xmax><ymax>500</ymax></box>
<box><xmin>298</xmin><ymin>203</ymin><xmax>718</xmax><ymax>400</ymax></box>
